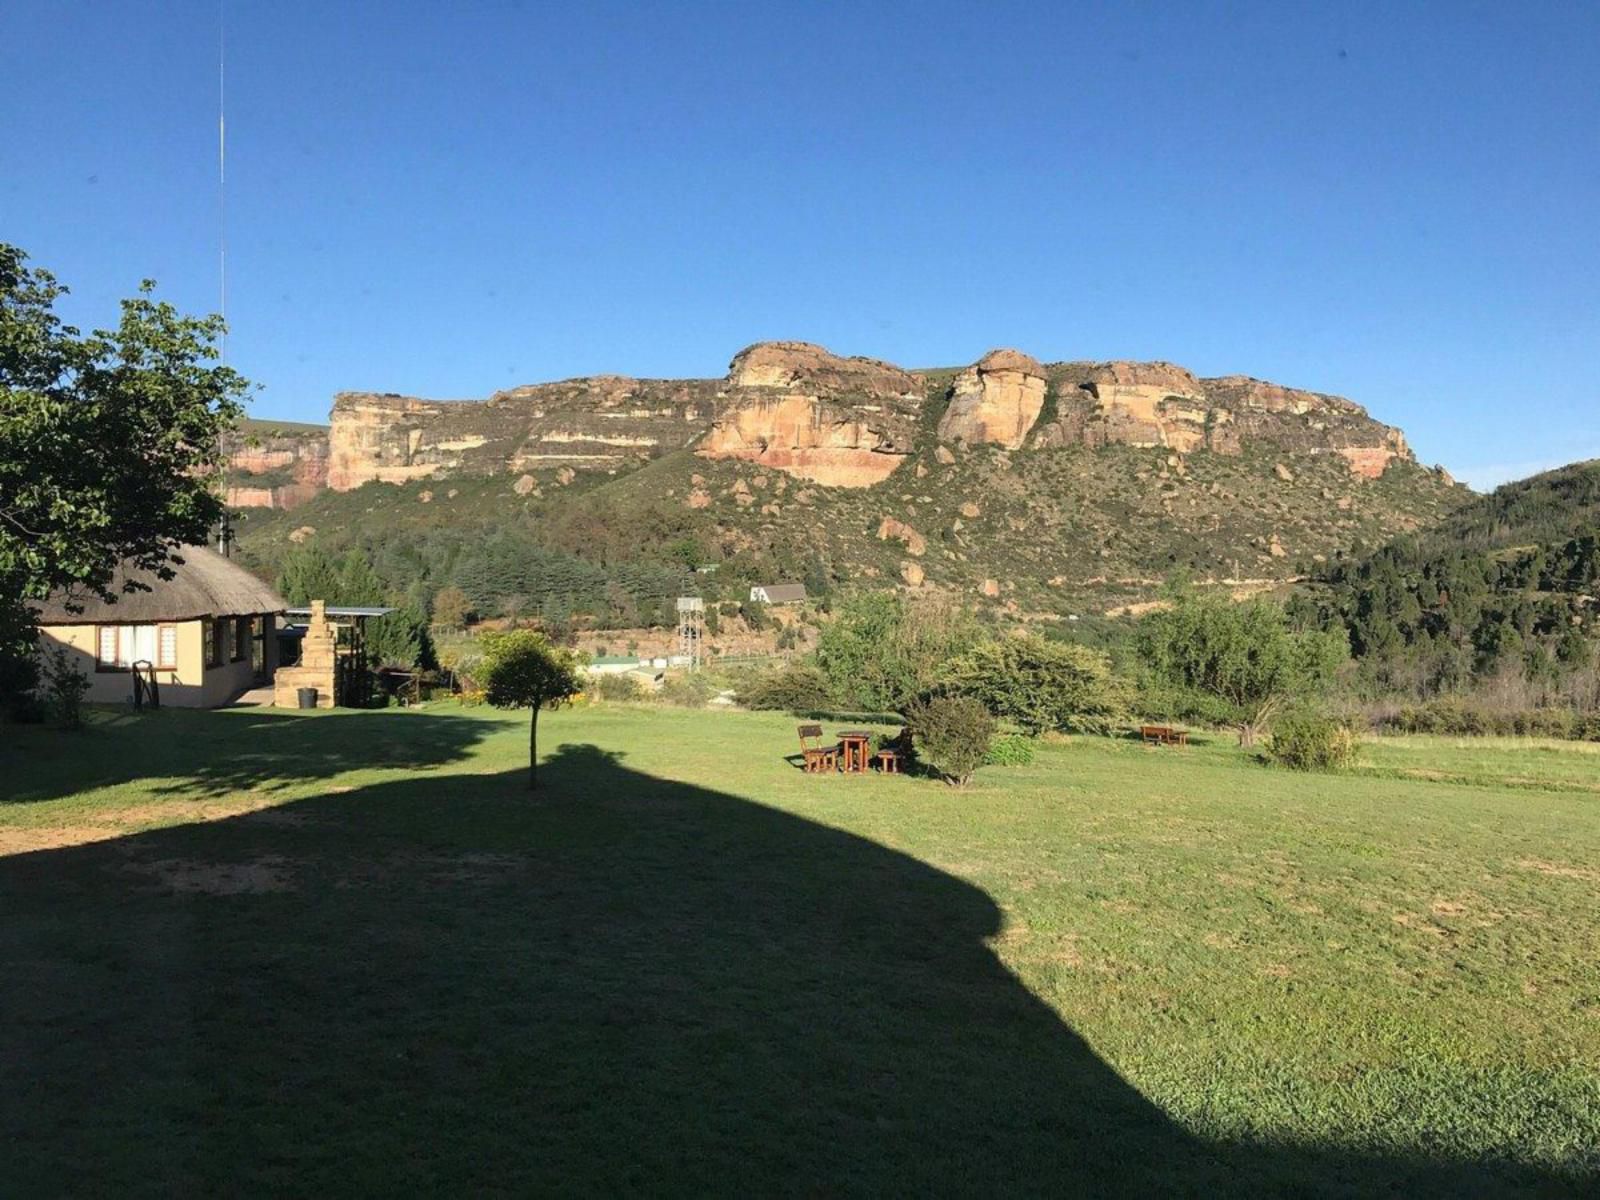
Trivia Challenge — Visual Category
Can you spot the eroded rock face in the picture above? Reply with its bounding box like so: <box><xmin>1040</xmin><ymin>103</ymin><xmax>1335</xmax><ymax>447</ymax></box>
<box><xmin>937</xmin><ymin>349</ymin><xmax>1047</xmax><ymax>449</ymax></box>
<box><xmin>696</xmin><ymin>342</ymin><xmax>924</xmax><ymax>487</ymax></box>
<box><xmin>327</xmin><ymin>376</ymin><xmax>719</xmax><ymax>491</ymax></box>
<box><xmin>1028</xmin><ymin>361</ymin><xmax>1415</xmax><ymax>472</ymax></box>
<box><xmin>220</xmin><ymin>425</ymin><xmax>329</xmax><ymax>510</ymax></box>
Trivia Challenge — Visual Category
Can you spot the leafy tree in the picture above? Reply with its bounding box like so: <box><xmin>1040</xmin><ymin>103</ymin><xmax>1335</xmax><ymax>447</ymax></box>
<box><xmin>944</xmin><ymin>635</ymin><xmax>1130</xmax><ymax>736</ymax></box>
<box><xmin>815</xmin><ymin>593</ymin><xmax>984</xmax><ymax>713</ymax></box>
<box><xmin>480</xmin><ymin>630</ymin><xmax>582</xmax><ymax>789</ymax></box>
<box><xmin>906</xmin><ymin>695</ymin><xmax>994</xmax><ymax>786</ymax></box>
<box><xmin>430</xmin><ymin>585</ymin><xmax>471</xmax><ymax>629</ymax></box>
<box><xmin>334</xmin><ymin>549</ymin><xmax>385</xmax><ymax>607</ymax></box>
<box><xmin>366</xmin><ymin>600</ymin><xmax>433</xmax><ymax>671</ymax></box>
<box><xmin>1136</xmin><ymin>595</ymin><xmax>1347</xmax><ymax>746</ymax></box>
<box><xmin>1</xmin><ymin>244</ymin><xmax>245</xmax><ymax>704</ymax></box>
<box><xmin>276</xmin><ymin>543</ymin><xmax>340</xmax><ymax>606</ymax></box>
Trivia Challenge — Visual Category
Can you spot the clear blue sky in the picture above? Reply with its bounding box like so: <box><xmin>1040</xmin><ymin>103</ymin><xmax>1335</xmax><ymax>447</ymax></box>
<box><xmin>4</xmin><ymin>1</ymin><xmax>1596</xmax><ymax>488</ymax></box>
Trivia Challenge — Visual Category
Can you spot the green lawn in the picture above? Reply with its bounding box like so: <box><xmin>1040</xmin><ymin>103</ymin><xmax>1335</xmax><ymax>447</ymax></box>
<box><xmin>3</xmin><ymin>705</ymin><xmax>1597</xmax><ymax>1195</ymax></box>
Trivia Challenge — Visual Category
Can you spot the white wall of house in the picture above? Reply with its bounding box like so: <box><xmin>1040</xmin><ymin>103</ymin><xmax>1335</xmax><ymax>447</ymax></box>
<box><xmin>38</xmin><ymin>614</ymin><xmax>278</xmax><ymax>708</ymax></box>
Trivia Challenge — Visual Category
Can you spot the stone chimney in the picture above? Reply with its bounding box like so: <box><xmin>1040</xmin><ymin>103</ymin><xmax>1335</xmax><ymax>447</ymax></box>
<box><xmin>273</xmin><ymin>598</ymin><xmax>338</xmax><ymax>708</ymax></box>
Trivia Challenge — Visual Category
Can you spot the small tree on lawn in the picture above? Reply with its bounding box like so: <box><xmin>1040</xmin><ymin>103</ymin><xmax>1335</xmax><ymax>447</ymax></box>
<box><xmin>430</xmin><ymin>585</ymin><xmax>471</xmax><ymax>630</ymax></box>
<box><xmin>1135</xmin><ymin>594</ymin><xmax>1347</xmax><ymax>746</ymax></box>
<box><xmin>480</xmin><ymin>630</ymin><xmax>582</xmax><ymax>789</ymax></box>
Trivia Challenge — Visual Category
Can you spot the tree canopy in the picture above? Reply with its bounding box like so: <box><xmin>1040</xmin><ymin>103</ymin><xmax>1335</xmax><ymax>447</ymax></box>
<box><xmin>1136</xmin><ymin>594</ymin><xmax>1347</xmax><ymax>745</ymax></box>
<box><xmin>1</xmin><ymin>245</ymin><xmax>245</xmax><ymax>712</ymax></box>
<box><xmin>479</xmin><ymin>630</ymin><xmax>583</xmax><ymax>788</ymax></box>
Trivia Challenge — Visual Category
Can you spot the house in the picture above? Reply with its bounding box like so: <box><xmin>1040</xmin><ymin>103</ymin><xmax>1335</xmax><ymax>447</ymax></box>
<box><xmin>749</xmin><ymin>583</ymin><xmax>808</xmax><ymax>605</ymax></box>
<box><xmin>33</xmin><ymin>546</ymin><xmax>287</xmax><ymax>708</ymax></box>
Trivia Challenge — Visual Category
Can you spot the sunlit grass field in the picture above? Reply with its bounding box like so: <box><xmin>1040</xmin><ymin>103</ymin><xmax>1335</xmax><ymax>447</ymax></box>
<box><xmin>4</xmin><ymin>704</ymin><xmax>1597</xmax><ymax>1195</ymax></box>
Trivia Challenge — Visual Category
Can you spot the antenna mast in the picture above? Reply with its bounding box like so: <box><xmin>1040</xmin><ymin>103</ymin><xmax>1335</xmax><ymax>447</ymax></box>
<box><xmin>218</xmin><ymin>2</ymin><xmax>227</xmax><ymax>361</ymax></box>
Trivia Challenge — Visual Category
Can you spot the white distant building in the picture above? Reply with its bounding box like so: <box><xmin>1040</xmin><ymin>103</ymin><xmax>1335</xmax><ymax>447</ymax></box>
<box><xmin>749</xmin><ymin>583</ymin><xmax>807</xmax><ymax>605</ymax></box>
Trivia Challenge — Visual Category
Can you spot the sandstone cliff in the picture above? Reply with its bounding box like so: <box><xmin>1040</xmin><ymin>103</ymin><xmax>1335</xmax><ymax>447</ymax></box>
<box><xmin>232</xmin><ymin>341</ymin><xmax>1427</xmax><ymax>504</ymax></box>
<box><xmin>936</xmin><ymin>349</ymin><xmax>1047</xmax><ymax>449</ymax></box>
<box><xmin>695</xmin><ymin>342</ymin><xmax>924</xmax><ymax>487</ymax></box>
<box><xmin>221</xmin><ymin>421</ymin><xmax>329</xmax><ymax>510</ymax></box>
<box><xmin>326</xmin><ymin>376</ymin><xmax>719</xmax><ymax>491</ymax></box>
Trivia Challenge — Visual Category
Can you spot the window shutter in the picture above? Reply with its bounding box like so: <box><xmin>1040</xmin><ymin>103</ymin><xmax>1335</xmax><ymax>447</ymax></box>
<box><xmin>158</xmin><ymin>625</ymin><xmax>177</xmax><ymax>669</ymax></box>
<box><xmin>98</xmin><ymin>626</ymin><xmax>117</xmax><ymax>666</ymax></box>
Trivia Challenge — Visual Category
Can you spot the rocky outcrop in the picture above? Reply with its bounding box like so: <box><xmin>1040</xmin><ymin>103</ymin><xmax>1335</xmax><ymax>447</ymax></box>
<box><xmin>1029</xmin><ymin>361</ymin><xmax>1414</xmax><ymax>475</ymax></box>
<box><xmin>221</xmin><ymin>424</ymin><xmax>329</xmax><ymax>510</ymax></box>
<box><xmin>696</xmin><ymin>342</ymin><xmax>924</xmax><ymax>487</ymax></box>
<box><xmin>327</xmin><ymin>376</ymin><xmax>719</xmax><ymax>491</ymax></box>
<box><xmin>936</xmin><ymin>349</ymin><xmax>1047</xmax><ymax>449</ymax></box>
<box><xmin>241</xmin><ymin>342</ymin><xmax>1424</xmax><ymax>501</ymax></box>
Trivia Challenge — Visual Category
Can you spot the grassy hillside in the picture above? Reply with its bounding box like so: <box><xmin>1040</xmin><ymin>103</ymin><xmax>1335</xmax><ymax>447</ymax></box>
<box><xmin>235</xmin><ymin>439</ymin><xmax>1467</xmax><ymax>624</ymax></box>
<box><xmin>4</xmin><ymin>705</ymin><xmax>1597</xmax><ymax>1193</ymax></box>
<box><xmin>1295</xmin><ymin>460</ymin><xmax>1600</xmax><ymax>698</ymax></box>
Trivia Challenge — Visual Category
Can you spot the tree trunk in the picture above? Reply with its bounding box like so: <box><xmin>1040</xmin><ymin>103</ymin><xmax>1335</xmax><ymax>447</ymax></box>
<box><xmin>529</xmin><ymin>705</ymin><xmax>539</xmax><ymax>790</ymax></box>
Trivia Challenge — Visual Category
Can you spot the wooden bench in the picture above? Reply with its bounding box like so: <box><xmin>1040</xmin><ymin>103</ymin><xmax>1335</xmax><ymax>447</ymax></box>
<box><xmin>797</xmin><ymin>724</ymin><xmax>840</xmax><ymax>773</ymax></box>
<box><xmin>1140</xmin><ymin>725</ymin><xmax>1189</xmax><ymax>747</ymax></box>
<box><xmin>874</xmin><ymin>750</ymin><xmax>901</xmax><ymax>773</ymax></box>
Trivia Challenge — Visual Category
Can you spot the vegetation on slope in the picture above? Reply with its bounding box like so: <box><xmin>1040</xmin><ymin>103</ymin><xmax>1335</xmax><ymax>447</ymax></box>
<box><xmin>1295</xmin><ymin>460</ymin><xmax>1600</xmax><ymax>702</ymax></box>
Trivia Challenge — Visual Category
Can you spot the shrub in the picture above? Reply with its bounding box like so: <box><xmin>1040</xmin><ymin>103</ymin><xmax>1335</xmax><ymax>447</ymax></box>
<box><xmin>944</xmin><ymin>635</ymin><xmax>1129</xmax><ymax>736</ymax></box>
<box><xmin>1266</xmin><ymin>708</ymin><xmax>1360</xmax><ymax>771</ymax></box>
<box><xmin>983</xmin><ymin>732</ymin><xmax>1036</xmax><ymax>767</ymax></box>
<box><xmin>1575</xmin><ymin>712</ymin><xmax>1600</xmax><ymax>742</ymax></box>
<box><xmin>738</xmin><ymin>663</ymin><xmax>833</xmax><ymax>712</ymax></box>
<box><xmin>592</xmin><ymin>673</ymin><xmax>643</xmax><ymax>703</ymax></box>
<box><xmin>41</xmin><ymin>644</ymin><xmax>90</xmax><ymax>729</ymax></box>
<box><xmin>906</xmin><ymin>695</ymin><xmax>994</xmax><ymax>786</ymax></box>
<box><xmin>658</xmin><ymin>672</ymin><xmax>716</xmax><ymax>708</ymax></box>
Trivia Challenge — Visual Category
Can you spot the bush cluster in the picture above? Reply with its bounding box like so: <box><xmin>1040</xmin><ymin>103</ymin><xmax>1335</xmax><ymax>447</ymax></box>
<box><xmin>1266</xmin><ymin>708</ymin><xmax>1360</xmax><ymax>771</ymax></box>
<box><xmin>737</xmin><ymin>664</ymin><xmax>833</xmax><ymax>713</ymax></box>
<box><xmin>1374</xmin><ymin>699</ymin><xmax>1600</xmax><ymax>741</ymax></box>
<box><xmin>591</xmin><ymin>673</ymin><xmax>643</xmax><ymax>703</ymax></box>
<box><xmin>906</xmin><ymin>696</ymin><xmax>994</xmax><ymax>786</ymax></box>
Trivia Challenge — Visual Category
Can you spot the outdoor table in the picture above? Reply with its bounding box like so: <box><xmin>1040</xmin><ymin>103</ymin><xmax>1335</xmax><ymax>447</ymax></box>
<box><xmin>837</xmin><ymin>730</ymin><xmax>873</xmax><ymax>774</ymax></box>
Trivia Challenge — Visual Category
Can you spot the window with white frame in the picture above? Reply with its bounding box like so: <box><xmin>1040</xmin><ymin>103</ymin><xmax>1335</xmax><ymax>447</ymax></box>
<box><xmin>94</xmin><ymin>624</ymin><xmax>176</xmax><ymax>671</ymax></box>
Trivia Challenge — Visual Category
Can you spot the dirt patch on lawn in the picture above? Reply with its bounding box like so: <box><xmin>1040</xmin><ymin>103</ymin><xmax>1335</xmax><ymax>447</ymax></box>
<box><xmin>126</xmin><ymin>855</ymin><xmax>295</xmax><ymax>895</ymax></box>
<box><xmin>1514</xmin><ymin>857</ymin><xmax>1600</xmax><ymax>883</ymax></box>
<box><xmin>0</xmin><ymin>825</ymin><xmax>118</xmax><ymax>855</ymax></box>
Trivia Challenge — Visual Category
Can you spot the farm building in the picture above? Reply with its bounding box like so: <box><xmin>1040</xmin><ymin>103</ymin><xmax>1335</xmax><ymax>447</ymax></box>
<box><xmin>748</xmin><ymin>583</ymin><xmax>807</xmax><ymax>604</ymax></box>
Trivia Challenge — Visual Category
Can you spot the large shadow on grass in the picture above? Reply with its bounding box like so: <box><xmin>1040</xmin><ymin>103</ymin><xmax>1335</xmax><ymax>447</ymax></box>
<box><xmin>2</xmin><ymin>706</ymin><xmax>496</xmax><ymax>804</ymax></box>
<box><xmin>0</xmin><ymin>727</ymin><xmax>1586</xmax><ymax>1195</ymax></box>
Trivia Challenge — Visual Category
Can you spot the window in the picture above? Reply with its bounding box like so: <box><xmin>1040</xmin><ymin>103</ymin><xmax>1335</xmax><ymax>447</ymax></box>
<box><xmin>233</xmin><ymin>616</ymin><xmax>251</xmax><ymax>662</ymax></box>
<box><xmin>203</xmin><ymin>619</ymin><xmax>221</xmax><ymax>668</ymax></box>
<box><xmin>94</xmin><ymin>624</ymin><xmax>175</xmax><ymax>671</ymax></box>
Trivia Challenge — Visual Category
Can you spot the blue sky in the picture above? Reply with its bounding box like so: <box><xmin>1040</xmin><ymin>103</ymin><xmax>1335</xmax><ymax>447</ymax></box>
<box><xmin>4</xmin><ymin>1</ymin><xmax>1596</xmax><ymax>488</ymax></box>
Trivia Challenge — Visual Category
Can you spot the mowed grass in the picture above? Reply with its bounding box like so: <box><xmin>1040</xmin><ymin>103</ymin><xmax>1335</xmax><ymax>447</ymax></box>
<box><xmin>2</xmin><ymin>705</ymin><xmax>1597</xmax><ymax>1196</ymax></box>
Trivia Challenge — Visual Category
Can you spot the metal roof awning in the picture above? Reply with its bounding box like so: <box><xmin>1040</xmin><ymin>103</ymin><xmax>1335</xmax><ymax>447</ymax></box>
<box><xmin>285</xmin><ymin>606</ymin><xmax>397</xmax><ymax>618</ymax></box>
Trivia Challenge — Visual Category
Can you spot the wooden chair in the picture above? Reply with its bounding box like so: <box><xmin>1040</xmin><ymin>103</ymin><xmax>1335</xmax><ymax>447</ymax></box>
<box><xmin>874</xmin><ymin>750</ymin><xmax>901</xmax><ymax>773</ymax></box>
<box><xmin>797</xmin><ymin>724</ymin><xmax>839</xmax><ymax>774</ymax></box>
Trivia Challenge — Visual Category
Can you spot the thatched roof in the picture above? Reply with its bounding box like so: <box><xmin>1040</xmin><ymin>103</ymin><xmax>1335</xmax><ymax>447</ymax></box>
<box><xmin>33</xmin><ymin>546</ymin><xmax>287</xmax><ymax>625</ymax></box>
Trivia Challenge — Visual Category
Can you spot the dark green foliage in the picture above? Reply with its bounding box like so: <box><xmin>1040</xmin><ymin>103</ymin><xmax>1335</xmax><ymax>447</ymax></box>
<box><xmin>1300</xmin><ymin>460</ymin><xmax>1600</xmax><ymax>698</ymax></box>
<box><xmin>944</xmin><ymin>634</ymin><xmax>1129</xmax><ymax>736</ymax></box>
<box><xmin>367</xmin><ymin>601</ymin><xmax>434</xmax><ymax>671</ymax></box>
<box><xmin>40</xmin><ymin>643</ymin><xmax>89</xmax><ymax>729</ymax></box>
<box><xmin>277</xmin><ymin>544</ymin><xmax>341</xmax><ymax>606</ymax></box>
<box><xmin>1266</xmin><ymin>708</ymin><xmax>1360</xmax><ymax>771</ymax></box>
<box><xmin>906</xmin><ymin>695</ymin><xmax>994</xmax><ymax>786</ymax></box>
<box><xmin>1</xmin><ymin>244</ymin><xmax>245</xmax><ymax>698</ymax></box>
<box><xmin>737</xmin><ymin>664</ymin><xmax>833</xmax><ymax>713</ymax></box>
<box><xmin>741</xmin><ymin>599</ymin><xmax>771</xmax><ymax>632</ymax></box>
<box><xmin>1137</xmin><ymin>594</ymin><xmax>1347</xmax><ymax>745</ymax></box>
<box><xmin>1373</xmin><ymin>700</ymin><xmax>1590</xmax><ymax>740</ymax></box>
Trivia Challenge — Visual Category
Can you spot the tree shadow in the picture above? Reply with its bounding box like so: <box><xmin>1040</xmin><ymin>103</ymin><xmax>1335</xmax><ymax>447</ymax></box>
<box><xmin>2</xmin><ymin>706</ymin><xmax>497</xmax><ymax>804</ymax></box>
<box><xmin>0</xmin><ymin>735</ymin><xmax>1586</xmax><ymax>1195</ymax></box>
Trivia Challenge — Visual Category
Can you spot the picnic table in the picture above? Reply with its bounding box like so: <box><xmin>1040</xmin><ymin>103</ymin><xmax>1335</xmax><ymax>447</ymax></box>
<box><xmin>1140</xmin><ymin>725</ymin><xmax>1189</xmax><ymax>747</ymax></box>
<box><xmin>837</xmin><ymin>730</ymin><xmax>873</xmax><ymax>774</ymax></box>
